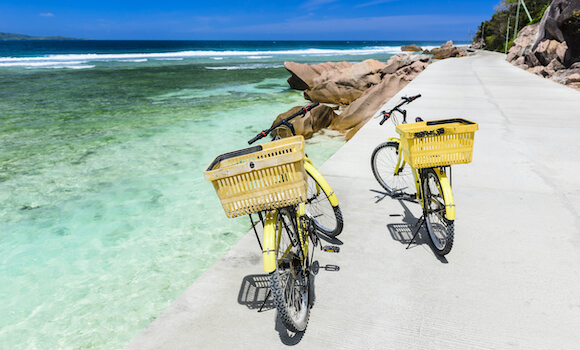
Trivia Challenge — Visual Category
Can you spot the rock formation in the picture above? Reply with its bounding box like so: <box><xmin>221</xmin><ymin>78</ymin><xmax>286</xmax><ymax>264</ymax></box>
<box><xmin>276</xmin><ymin>41</ymin><xmax>468</xmax><ymax>140</ymax></box>
<box><xmin>401</xmin><ymin>44</ymin><xmax>423</xmax><ymax>52</ymax></box>
<box><xmin>424</xmin><ymin>41</ymin><xmax>467</xmax><ymax>59</ymax></box>
<box><xmin>506</xmin><ymin>0</ymin><xmax>580</xmax><ymax>90</ymax></box>
<box><xmin>330</xmin><ymin>74</ymin><xmax>410</xmax><ymax>139</ymax></box>
<box><xmin>532</xmin><ymin>0</ymin><xmax>580</xmax><ymax>67</ymax></box>
<box><xmin>285</xmin><ymin>59</ymin><xmax>386</xmax><ymax>105</ymax></box>
<box><xmin>285</xmin><ymin>61</ymin><xmax>352</xmax><ymax>91</ymax></box>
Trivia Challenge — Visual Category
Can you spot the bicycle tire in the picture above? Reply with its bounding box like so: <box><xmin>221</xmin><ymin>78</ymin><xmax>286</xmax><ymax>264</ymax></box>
<box><xmin>305</xmin><ymin>169</ymin><xmax>343</xmax><ymax>237</ymax></box>
<box><xmin>423</xmin><ymin>169</ymin><xmax>455</xmax><ymax>255</ymax></box>
<box><xmin>268</xmin><ymin>208</ymin><xmax>310</xmax><ymax>332</ymax></box>
<box><xmin>371</xmin><ymin>141</ymin><xmax>416</xmax><ymax>198</ymax></box>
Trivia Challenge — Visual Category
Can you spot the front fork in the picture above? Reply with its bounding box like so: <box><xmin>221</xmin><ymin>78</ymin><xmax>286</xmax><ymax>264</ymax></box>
<box><xmin>390</xmin><ymin>137</ymin><xmax>406</xmax><ymax>177</ymax></box>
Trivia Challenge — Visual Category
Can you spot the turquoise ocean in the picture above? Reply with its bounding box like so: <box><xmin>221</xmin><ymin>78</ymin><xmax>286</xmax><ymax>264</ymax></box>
<box><xmin>0</xmin><ymin>40</ymin><xmax>461</xmax><ymax>349</ymax></box>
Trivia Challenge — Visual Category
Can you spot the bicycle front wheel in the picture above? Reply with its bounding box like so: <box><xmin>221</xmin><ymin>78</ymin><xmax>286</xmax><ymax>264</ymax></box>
<box><xmin>268</xmin><ymin>208</ymin><xmax>310</xmax><ymax>332</ymax></box>
<box><xmin>423</xmin><ymin>169</ymin><xmax>455</xmax><ymax>255</ymax></box>
<box><xmin>305</xmin><ymin>170</ymin><xmax>343</xmax><ymax>237</ymax></box>
<box><xmin>371</xmin><ymin>141</ymin><xmax>416</xmax><ymax>198</ymax></box>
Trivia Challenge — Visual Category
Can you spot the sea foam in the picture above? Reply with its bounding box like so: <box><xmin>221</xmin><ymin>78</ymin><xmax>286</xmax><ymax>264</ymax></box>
<box><xmin>0</xmin><ymin>46</ymin><xmax>403</xmax><ymax>69</ymax></box>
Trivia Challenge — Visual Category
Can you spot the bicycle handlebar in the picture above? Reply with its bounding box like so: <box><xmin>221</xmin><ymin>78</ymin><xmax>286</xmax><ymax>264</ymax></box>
<box><xmin>378</xmin><ymin>94</ymin><xmax>421</xmax><ymax>125</ymax></box>
<box><xmin>402</xmin><ymin>94</ymin><xmax>421</xmax><ymax>103</ymax></box>
<box><xmin>248</xmin><ymin>102</ymin><xmax>319</xmax><ymax>144</ymax></box>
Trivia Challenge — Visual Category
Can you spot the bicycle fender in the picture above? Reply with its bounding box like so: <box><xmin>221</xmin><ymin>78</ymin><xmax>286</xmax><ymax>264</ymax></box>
<box><xmin>304</xmin><ymin>161</ymin><xmax>339</xmax><ymax>207</ymax></box>
<box><xmin>262</xmin><ymin>211</ymin><xmax>277</xmax><ymax>273</ymax></box>
<box><xmin>435</xmin><ymin>169</ymin><xmax>455</xmax><ymax>221</ymax></box>
<box><xmin>387</xmin><ymin>137</ymin><xmax>400</xmax><ymax>143</ymax></box>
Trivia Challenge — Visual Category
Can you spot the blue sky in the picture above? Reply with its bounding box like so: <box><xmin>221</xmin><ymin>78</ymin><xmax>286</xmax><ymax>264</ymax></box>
<box><xmin>1</xmin><ymin>1</ymin><xmax>500</xmax><ymax>40</ymax></box>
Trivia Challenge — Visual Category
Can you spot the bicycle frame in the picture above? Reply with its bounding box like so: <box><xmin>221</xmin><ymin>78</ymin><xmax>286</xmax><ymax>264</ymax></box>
<box><xmin>389</xmin><ymin>137</ymin><xmax>455</xmax><ymax>221</ymax></box>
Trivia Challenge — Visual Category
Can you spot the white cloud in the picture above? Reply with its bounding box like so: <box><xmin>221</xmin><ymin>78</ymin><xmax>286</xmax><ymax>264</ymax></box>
<box><xmin>355</xmin><ymin>0</ymin><xmax>399</xmax><ymax>8</ymax></box>
<box><xmin>300</xmin><ymin>0</ymin><xmax>339</xmax><ymax>11</ymax></box>
<box><xmin>40</xmin><ymin>13</ymin><xmax>55</xmax><ymax>17</ymax></box>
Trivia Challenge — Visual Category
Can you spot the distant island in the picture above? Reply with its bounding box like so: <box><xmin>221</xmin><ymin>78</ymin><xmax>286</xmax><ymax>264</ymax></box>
<box><xmin>0</xmin><ymin>32</ymin><xmax>90</xmax><ymax>41</ymax></box>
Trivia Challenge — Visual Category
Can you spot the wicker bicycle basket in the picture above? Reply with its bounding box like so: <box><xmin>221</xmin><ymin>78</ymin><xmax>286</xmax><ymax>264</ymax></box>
<box><xmin>396</xmin><ymin>118</ymin><xmax>478</xmax><ymax>169</ymax></box>
<box><xmin>204</xmin><ymin>136</ymin><xmax>307</xmax><ymax>218</ymax></box>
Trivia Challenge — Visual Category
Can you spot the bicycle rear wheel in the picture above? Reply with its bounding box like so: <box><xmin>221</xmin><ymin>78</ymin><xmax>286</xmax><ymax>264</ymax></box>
<box><xmin>268</xmin><ymin>208</ymin><xmax>310</xmax><ymax>332</ymax></box>
<box><xmin>423</xmin><ymin>169</ymin><xmax>454</xmax><ymax>255</ymax></box>
<box><xmin>371</xmin><ymin>141</ymin><xmax>416</xmax><ymax>198</ymax></box>
<box><xmin>305</xmin><ymin>170</ymin><xmax>343</xmax><ymax>237</ymax></box>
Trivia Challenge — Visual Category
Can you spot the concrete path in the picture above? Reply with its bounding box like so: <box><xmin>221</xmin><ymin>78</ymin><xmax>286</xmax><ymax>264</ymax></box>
<box><xmin>126</xmin><ymin>51</ymin><xmax>580</xmax><ymax>349</ymax></box>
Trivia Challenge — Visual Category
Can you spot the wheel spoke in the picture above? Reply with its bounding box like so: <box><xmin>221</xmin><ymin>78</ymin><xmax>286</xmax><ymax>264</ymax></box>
<box><xmin>371</xmin><ymin>142</ymin><xmax>416</xmax><ymax>198</ymax></box>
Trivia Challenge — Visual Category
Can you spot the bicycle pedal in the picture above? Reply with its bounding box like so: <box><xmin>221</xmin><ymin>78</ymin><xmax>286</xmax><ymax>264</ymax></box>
<box><xmin>323</xmin><ymin>264</ymin><xmax>340</xmax><ymax>272</ymax></box>
<box><xmin>322</xmin><ymin>245</ymin><xmax>340</xmax><ymax>253</ymax></box>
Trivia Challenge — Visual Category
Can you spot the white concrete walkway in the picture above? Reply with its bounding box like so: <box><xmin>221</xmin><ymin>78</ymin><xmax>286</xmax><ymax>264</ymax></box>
<box><xmin>126</xmin><ymin>50</ymin><xmax>580</xmax><ymax>350</ymax></box>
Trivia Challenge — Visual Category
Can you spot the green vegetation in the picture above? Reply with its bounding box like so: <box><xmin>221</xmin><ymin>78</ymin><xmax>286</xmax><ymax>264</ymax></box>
<box><xmin>473</xmin><ymin>0</ymin><xmax>551</xmax><ymax>53</ymax></box>
<box><xmin>0</xmin><ymin>32</ymin><xmax>86</xmax><ymax>40</ymax></box>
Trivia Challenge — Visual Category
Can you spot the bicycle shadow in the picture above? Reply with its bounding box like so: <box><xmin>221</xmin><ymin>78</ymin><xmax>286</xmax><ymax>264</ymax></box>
<box><xmin>237</xmin><ymin>274</ymin><xmax>274</xmax><ymax>311</ymax></box>
<box><xmin>371</xmin><ymin>188</ymin><xmax>448</xmax><ymax>263</ymax></box>
<box><xmin>237</xmin><ymin>272</ymin><xmax>311</xmax><ymax>345</ymax></box>
<box><xmin>316</xmin><ymin>231</ymin><xmax>343</xmax><ymax>246</ymax></box>
<box><xmin>237</xmin><ymin>275</ymin><xmax>307</xmax><ymax>343</ymax></box>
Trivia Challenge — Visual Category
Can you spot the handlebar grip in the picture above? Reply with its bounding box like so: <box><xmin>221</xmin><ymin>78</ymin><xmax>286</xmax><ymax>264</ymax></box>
<box><xmin>303</xmin><ymin>102</ymin><xmax>319</xmax><ymax>112</ymax></box>
<box><xmin>248</xmin><ymin>135</ymin><xmax>261</xmax><ymax>145</ymax></box>
<box><xmin>248</xmin><ymin>131</ymin><xmax>267</xmax><ymax>145</ymax></box>
<box><xmin>379</xmin><ymin>111</ymin><xmax>390</xmax><ymax>125</ymax></box>
<box><xmin>402</xmin><ymin>94</ymin><xmax>422</xmax><ymax>103</ymax></box>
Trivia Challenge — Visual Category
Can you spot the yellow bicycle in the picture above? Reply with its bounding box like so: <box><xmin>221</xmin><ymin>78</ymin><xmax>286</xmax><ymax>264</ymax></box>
<box><xmin>205</xmin><ymin>104</ymin><xmax>340</xmax><ymax>333</ymax></box>
<box><xmin>371</xmin><ymin>95</ymin><xmax>478</xmax><ymax>255</ymax></box>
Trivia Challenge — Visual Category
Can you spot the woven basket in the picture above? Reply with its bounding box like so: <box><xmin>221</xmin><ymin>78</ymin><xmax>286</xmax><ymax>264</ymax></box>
<box><xmin>396</xmin><ymin>118</ymin><xmax>478</xmax><ymax>169</ymax></box>
<box><xmin>204</xmin><ymin>136</ymin><xmax>307</xmax><ymax>218</ymax></box>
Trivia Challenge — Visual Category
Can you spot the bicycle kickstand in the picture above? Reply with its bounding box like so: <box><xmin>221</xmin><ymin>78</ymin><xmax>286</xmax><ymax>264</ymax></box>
<box><xmin>406</xmin><ymin>212</ymin><xmax>427</xmax><ymax>249</ymax></box>
<box><xmin>258</xmin><ymin>289</ymin><xmax>271</xmax><ymax>313</ymax></box>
